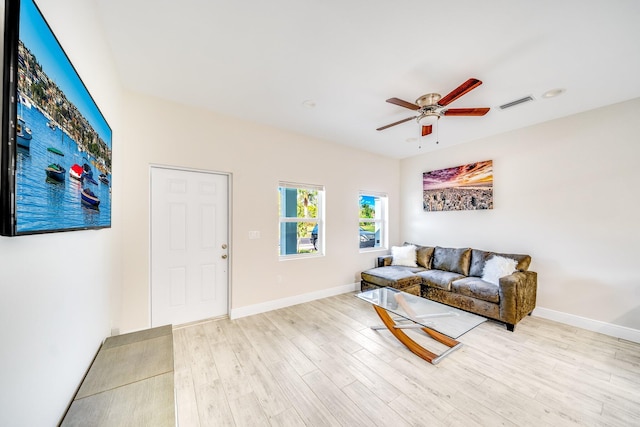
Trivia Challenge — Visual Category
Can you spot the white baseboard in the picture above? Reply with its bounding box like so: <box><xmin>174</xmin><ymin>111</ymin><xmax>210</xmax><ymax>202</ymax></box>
<box><xmin>533</xmin><ymin>307</ymin><xmax>640</xmax><ymax>344</ymax></box>
<box><xmin>230</xmin><ymin>282</ymin><xmax>359</xmax><ymax>320</ymax></box>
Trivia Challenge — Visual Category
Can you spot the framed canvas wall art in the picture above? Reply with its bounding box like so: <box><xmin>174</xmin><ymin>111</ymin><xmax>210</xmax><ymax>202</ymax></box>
<box><xmin>423</xmin><ymin>160</ymin><xmax>493</xmax><ymax>212</ymax></box>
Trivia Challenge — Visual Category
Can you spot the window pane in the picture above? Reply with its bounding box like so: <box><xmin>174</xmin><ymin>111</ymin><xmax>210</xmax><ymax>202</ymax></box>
<box><xmin>359</xmin><ymin>221</ymin><xmax>380</xmax><ymax>248</ymax></box>
<box><xmin>359</xmin><ymin>193</ymin><xmax>386</xmax><ymax>250</ymax></box>
<box><xmin>279</xmin><ymin>220</ymin><xmax>319</xmax><ymax>255</ymax></box>
<box><xmin>359</xmin><ymin>195</ymin><xmax>377</xmax><ymax>219</ymax></box>
<box><xmin>278</xmin><ymin>182</ymin><xmax>324</xmax><ymax>259</ymax></box>
<box><xmin>279</xmin><ymin>188</ymin><xmax>318</xmax><ymax>219</ymax></box>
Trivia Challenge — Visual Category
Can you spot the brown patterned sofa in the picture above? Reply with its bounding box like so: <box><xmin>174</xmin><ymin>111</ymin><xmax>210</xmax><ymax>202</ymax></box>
<box><xmin>360</xmin><ymin>244</ymin><xmax>537</xmax><ymax>331</ymax></box>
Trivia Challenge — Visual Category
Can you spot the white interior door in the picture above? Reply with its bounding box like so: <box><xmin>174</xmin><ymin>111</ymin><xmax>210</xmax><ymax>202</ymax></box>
<box><xmin>150</xmin><ymin>166</ymin><xmax>229</xmax><ymax>326</ymax></box>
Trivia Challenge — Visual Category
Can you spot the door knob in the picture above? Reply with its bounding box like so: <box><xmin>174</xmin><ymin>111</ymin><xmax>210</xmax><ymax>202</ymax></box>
<box><xmin>221</xmin><ymin>244</ymin><xmax>228</xmax><ymax>249</ymax></box>
<box><xmin>221</xmin><ymin>254</ymin><xmax>228</xmax><ymax>259</ymax></box>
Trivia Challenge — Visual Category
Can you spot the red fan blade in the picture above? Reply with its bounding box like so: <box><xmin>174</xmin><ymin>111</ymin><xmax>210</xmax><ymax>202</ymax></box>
<box><xmin>386</xmin><ymin>97</ymin><xmax>420</xmax><ymax>110</ymax></box>
<box><xmin>443</xmin><ymin>107</ymin><xmax>490</xmax><ymax>116</ymax></box>
<box><xmin>376</xmin><ymin>116</ymin><xmax>415</xmax><ymax>131</ymax></box>
<box><xmin>438</xmin><ymin>78</ymin><xmax>483</xmax><ymax>106</ymax></box>
<box><xmin>422</xmin><ymin>125</ymin><xmax>432</xmax><ymax>136</ymax></box>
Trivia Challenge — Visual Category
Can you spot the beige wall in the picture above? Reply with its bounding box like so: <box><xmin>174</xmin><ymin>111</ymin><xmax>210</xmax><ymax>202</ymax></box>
<box><xmin>400</xmin><ymin>98</ymin><xmax>640</xmax><ymax>331</ymax></box>
<box><xmin>117</xmin><ymin>91</ymin><xmax>400</xmax><ymax>331</ymax></box>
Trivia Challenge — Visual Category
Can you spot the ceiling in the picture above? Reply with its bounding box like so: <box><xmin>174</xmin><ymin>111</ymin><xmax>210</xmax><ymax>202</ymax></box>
<box><xmin>92</xmin><ymin>0</ymin><xmax>640</xmax><ymax>159</ymax></box>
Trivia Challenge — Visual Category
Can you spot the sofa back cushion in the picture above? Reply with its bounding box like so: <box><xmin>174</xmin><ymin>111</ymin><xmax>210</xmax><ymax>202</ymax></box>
<box><xmin>469</xmin><ymin>249</ymin><xmax>494</xmax><ymax>277</ymax></box>
<box><xmin>469</xmin><ymin>249</ymin><xmax>531</xmax><ymax>276</ymax></box>
<box><xmin>432</xmin><ymin>247</ymin><xmax>471</xmax><ymax>276</ymax></box>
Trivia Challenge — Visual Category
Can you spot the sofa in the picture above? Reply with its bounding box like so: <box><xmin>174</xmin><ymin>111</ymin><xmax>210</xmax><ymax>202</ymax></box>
<box><xmin>360</xmin><ymin>244</ymin><xmax>537</xmax><ymax>331</ymax></box>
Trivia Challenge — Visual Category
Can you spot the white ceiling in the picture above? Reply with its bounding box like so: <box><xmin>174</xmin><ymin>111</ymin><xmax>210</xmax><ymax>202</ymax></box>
<box><xmin>93</xmin><ymin>0</ymin><xmax>640</xmax><ymax>159</ymax></box>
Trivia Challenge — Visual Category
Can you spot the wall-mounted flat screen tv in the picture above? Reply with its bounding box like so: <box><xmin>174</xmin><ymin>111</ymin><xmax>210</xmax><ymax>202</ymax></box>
<box><xmin>1</xmin><ymin>0</ymin><xmax>112</xmax><ymax>236</ymax></box>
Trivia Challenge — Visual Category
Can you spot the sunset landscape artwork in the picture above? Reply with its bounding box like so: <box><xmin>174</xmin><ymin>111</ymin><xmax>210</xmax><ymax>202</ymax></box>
<box><xmin>423</xmin><ymin>160</ymin><xmax>493</xmax><ymax>211</ymax></box>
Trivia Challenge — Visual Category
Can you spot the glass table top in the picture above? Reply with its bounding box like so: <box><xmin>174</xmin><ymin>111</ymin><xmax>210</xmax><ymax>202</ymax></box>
<box><xmin>356</xmin><ymin>287</ymin><xmax>486</xmax><ymax>339</ymax></box>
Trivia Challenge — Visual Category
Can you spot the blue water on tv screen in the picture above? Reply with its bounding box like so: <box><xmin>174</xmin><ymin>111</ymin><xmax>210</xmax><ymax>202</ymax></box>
<box><xmin>15</xmin><ymin>0</ymin><xmax>112</xmax><ymax>233</ymax></box>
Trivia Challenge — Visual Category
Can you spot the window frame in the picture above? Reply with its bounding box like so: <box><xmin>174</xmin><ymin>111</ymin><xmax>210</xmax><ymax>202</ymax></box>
<box><xmin>278</xmin><ymin>182</ymin><xmax>325</xmax><ymax>260</ymax></box>
<box><xmin>359</xmin><ymin>191</ymin><xmax>388</xmax><ymax>252</ymax></box>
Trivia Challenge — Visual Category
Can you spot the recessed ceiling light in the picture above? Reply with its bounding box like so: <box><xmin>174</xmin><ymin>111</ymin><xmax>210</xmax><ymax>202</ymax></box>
<box><xmin>302</xmin><ymin>100</ymin><xmax>316</xmax><ymax>108</ymax></box>
<box><xmin>542</xmin><ymin>88</ymin><xmax>566</xmax><ymax>99</ymax></box>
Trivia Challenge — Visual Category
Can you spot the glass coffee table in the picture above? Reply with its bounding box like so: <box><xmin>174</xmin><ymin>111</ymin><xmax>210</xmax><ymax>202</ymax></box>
<box><xmin>356</xmin><ymin>287</ymin><xmax>486</xmax><ymax>364</ymax></box>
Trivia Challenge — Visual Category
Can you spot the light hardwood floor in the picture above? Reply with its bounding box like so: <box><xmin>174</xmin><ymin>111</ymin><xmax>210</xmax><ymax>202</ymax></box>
<box><xmin>173</xmin><ymin>293</ymin><xmax>640</xmax><ymax>426</ymax></box>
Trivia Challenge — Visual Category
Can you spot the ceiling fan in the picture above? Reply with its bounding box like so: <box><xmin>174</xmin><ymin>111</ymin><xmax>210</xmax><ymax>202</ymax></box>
<box><xmin>376</xmin><ymin>78</ymin><xmax>490</xmax><ymax>136</ymax></box>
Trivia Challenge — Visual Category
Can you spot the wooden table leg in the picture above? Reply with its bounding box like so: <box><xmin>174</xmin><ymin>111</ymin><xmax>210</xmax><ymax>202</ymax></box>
<box><xmin>372</xmin><ymin>305</ymin><xmax>462</xmax><ymax>364</ymax></box>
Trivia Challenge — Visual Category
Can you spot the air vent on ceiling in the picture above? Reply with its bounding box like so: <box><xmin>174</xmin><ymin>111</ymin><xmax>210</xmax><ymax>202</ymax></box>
<box><xmin>499</xmin><ymin>95</ymin><xmax>534</xmax><ymax>110</ymax></box>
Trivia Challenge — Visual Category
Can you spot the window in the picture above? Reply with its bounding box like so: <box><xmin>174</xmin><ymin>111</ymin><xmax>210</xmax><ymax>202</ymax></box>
<box><xmin>278</xmin><ymin>182</ymin><xmax>324</xmax><ymax>258</ymax></box>
<box><xmin>359</xmin><ymin>192</ymin><xmax>387</xmax><ymax>250</ymax></box>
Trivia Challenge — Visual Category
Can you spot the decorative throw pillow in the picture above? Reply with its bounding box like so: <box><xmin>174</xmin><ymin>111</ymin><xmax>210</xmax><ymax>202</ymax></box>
<box><xmin>416</xmin><ymin>246</ymin><xmax>435</xmax><ymax>269</ymax></box>
<box><xmin>391</xmin><ymin>245</ymin><xmax>418</xmax><ymax>267</ymax></box>
<box><xmin>482</xmin><ymin>255</ymin><xmax>518</xmax><ymax>285</ymax></box>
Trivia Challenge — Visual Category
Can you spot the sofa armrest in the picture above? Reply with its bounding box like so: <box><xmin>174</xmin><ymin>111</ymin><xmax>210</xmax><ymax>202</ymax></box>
<box><xmin>498</xmin><ymin>271</ymin><xmax>537</xmax><ymax>324</ymax></box>
<box><xmin>377</xmin><ymin>256</ymin><xmax>393</xmax><ymax>267</ymax></box>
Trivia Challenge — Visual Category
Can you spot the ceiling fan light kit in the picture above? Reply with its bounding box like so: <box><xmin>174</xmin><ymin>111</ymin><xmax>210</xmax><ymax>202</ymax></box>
<box><xmin>417</xmin><ymin>113</ymin><xmax>439</xmax><ymax>126</ymax></box>
<box><xmin>376</xmin><ymin>78</ymin><xmax>490</xmax><ymax>142</ymax></box>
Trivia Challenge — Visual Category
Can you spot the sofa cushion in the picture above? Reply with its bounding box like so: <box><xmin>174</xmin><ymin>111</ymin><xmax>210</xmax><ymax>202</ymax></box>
<box><xmin>416</xmin><ymin>246</ymin><xmax>435</xmax><ymax>269</ymax></box>
<box><xmin>469</xmin><ymin>249</ymin><xmax>531</xmax><ymax>276</ymax></box>
<box><xmin>451</xmin><ymin>277</ymin><xmax>500</xmax><ymax>303</ymax></box>
<box><xmin>469</xmin><ymin>249</ymin><xmax>494</xmax><ymax>277</ymax></box>
<box><xmin>495</xmin><ymin>252</ymin><xmax>531</xmax><ymax>271</ymax></box>
<box><xmin>416</xmin><ymin>269</ymin><xmax>465</xmax><ymax>291</ymax></box>
<box><xmin>403</xmin><ymin>242</ymin><xmax>435</xmax><ymax>269</ymax></box>
<box><xmin>432</xmin><ymin>247</ymin><xmax>471</xmax><ymax>275</ymax></box>
<box><xmin>482</xmin><ymin>255</ymin><xmax>518</xmax><ymax>285</ymax></box>
<box><xmin>391</xmin><ymin>245</ymin><xmax>418</xmax><ymax>267</ymax></box>
<box><xmin>361</xmin><ymin>266</ymin><xmax>423</xmax><ymax>289</ymax></box>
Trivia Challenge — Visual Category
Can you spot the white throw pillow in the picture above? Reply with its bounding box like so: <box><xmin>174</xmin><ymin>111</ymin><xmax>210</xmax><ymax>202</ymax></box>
<box><xmin>391</xmin><ymin>245</ymin><xmax>418</xmax><ymax>267</ymax></box>
<box><xmin>482</xmin><ymin>255</ymin><xmax>518</xmax><ymax>285</ymax></box>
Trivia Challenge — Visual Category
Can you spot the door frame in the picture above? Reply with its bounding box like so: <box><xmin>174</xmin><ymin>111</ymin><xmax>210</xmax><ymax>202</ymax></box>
<box><xmin>148</xmin><ymin>164</ymin><xmax>233</xmax><ymax>327</ymax></box>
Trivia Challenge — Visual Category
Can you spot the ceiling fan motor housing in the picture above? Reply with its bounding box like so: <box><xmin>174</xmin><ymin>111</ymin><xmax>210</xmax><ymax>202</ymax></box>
<box><xmin>416</xmin><ymin>93</ymin><xmax>442</xmax><ymax>124</ymax></box>
<box><xmin>416</xmin><ymin>93</ymin><xmax>441</xmax><ymax>107</ymax></box>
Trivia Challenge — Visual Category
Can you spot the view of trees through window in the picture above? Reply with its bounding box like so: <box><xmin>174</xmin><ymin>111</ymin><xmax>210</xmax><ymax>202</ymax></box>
<box><xmin>359</xmin><ymin>194</ymin><xmax>386</xmax><ymax>249</ymax></box>
<box><xmin>278</xmin><ymin>184</ymin><xmax>323</xmax><ymax>256</ymax></box>
<box><xmin>278</xmin><ymin>186</ymin><xmax>383</xmax><ymax>256</ymax></box>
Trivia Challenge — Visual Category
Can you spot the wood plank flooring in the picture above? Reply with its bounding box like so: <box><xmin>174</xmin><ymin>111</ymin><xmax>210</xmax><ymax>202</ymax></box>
<box><xmin>173</xmin><ymin>293</ymin><xmax>640</xmax><ymax>426</ymax></box>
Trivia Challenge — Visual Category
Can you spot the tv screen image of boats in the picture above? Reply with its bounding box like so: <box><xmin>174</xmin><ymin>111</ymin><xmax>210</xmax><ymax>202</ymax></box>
<box><xmin>1</xmin><ymin>0</ymin><xmax>112</xmax><ymax>236</ymax></box>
